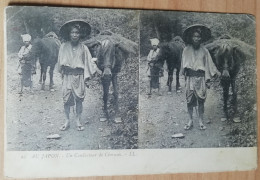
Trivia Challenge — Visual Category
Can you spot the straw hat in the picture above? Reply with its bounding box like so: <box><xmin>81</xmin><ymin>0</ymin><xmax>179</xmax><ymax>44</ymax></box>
<box><xmin>59</xmin><ymin>19</ymin><xmax>91</xmax><ymax>41</ymax></box>
<box><xmin>183</xmin><ymin>24</ymin><xmax>211</xmax><ymax>44</ymax></box>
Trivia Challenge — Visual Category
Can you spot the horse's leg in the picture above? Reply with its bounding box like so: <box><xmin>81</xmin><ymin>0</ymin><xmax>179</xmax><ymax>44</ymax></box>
<box><xmin>49</xmin><ymin>65</ymin><xmax>55</xmax><ymax>90</ymax></box>
<box><xmin>112</xmin><ymin>74</ymin><xmax>119</xmax><ymax>112</ymax></box>
<box><xmin>176</xmin><ymin>67</ymin><xmax>181</xmax><ymax>92</ymax></box>
<box><xmin>112</xmin><ymin>74</ymin><xmax>122</xmax><ymax>123</ymax></box>
<box><xmin>167</xmin><ymin>68</ymin><xmax>174</xmax><ymax>92</ymax></box>
<box><xmin>19</xmin><ymin>77</ymin><xmax>23</xmax><ymax>94</ymax></box>
<box><xmin>231</xmin><ymin>78</ymin><xmax>238</xmax><ymax>115</ymax></box>
<box><xmin>39</xmin><ymin>63</ymin><xmax>43</xmax><ymax>84</ymax></box>
<box><xmin>41</xmin><ymin>65</ymin><xmax>47</xmax><ymax>90</ymax></box>
<box><xmin>30</xmin><ymin>71</ymin><xmax>33</xmax><ymax>93</ymax></box>
<box><xmin>100</xmin><ymin>76</ymin><xmax>111</xmax><ymax>122</ymax></box>
<box><xmin>222</xmin><ymin>80</ymin><xmax>230</xmax><ymax>119</ymax></box>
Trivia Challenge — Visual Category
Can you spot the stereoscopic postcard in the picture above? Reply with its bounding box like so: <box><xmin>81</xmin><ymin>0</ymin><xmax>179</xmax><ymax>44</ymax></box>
<box><xmin>4</xmin><ymin>6</ymin><xmax>257</xmax><ymax>178</ymax></box>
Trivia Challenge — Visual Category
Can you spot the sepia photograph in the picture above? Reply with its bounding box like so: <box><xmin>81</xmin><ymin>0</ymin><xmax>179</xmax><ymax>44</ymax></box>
<box><xmin>138</xmin><ymin>10</ymin><xmax>257</xmax><ymax>149</ymax></box>
<box><xmin>5</xmin><ymin>6</ymin><xmax>139</xmax><ymax>151</ymax></box>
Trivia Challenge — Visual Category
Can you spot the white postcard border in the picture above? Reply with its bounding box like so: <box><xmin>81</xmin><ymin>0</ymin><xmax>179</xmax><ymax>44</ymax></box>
<box><xmin>4</xmin><ymin>147</ymin><xmax>257</xmax><ymax>178</ymax></box>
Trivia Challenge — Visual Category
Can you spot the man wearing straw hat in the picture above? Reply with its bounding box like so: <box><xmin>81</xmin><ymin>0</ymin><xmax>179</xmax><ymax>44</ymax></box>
<box><xmin>181</xmin><ymin>24</ymin><xmax>220</xmax><ymax>130</ymax></box>
<box><xmin>147</xmin><ymin>38</ymin><xmax>161</xmax><ymax>95</ymax></box>
<box><xmin>58</xmin><ymin>20</ymin><xmax>97</xmax><ymax>131</ymax></box>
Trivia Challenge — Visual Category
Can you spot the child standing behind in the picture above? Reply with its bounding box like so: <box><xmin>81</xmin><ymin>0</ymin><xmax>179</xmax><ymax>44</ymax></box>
<box><xmin>18</xmin><ymin>34</ymin><xmax>34</xmax><ymax>93</ymax></box>
<box><xmin>147</xmin><ymin>38</ymin><xmax>160</xmax><ymax>95</ymax></box>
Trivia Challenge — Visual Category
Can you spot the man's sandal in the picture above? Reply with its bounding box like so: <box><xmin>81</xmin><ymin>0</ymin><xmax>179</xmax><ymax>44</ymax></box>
<box><xmin>184</xmin><ymin>121</ymin><xmax>193</xmax><ymax>130</ymax></box>
<box><xmin>77</xmin><ymin>125</ymin><xmax>85</xmax><ymax>131</ymax></box>
<box><xmin>60</xmin><ymin>123</ymin><xmax>70</xmax><ymax>131</ymax></box>
<box><xmin>199</xmin><ymin>123</ymin><xmax>207</xmax><ymax>130</ymax></box>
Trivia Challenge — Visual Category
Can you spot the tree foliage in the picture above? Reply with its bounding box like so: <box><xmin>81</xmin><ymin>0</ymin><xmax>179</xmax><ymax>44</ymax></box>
<box><xmin>6</xmin><ymin>7</ymin><xmax>255</xmax><ymax>57</ymax></box>
<box><xmin>6</xmin><ymin>6</ymin><xmax>139</xmax><ymax>53</ymax></box>
<box><xmin>140</xmin><ymin>10</ymin><xmax>255</xmax><ymax>56</ymax></box>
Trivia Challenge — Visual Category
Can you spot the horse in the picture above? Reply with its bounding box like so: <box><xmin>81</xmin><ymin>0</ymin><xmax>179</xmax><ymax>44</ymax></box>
<box><xmin>154</xmin><ymin>37</ymin><xmax>184</xmax><ymax>92</ymax></box>
<box><xmin>85</xmin><ymin>37</ymin><xmax>130</xmax><ymax>122</ymax></box>
<box><xmin>205</xmin><ymin>37</ymin><xmax>249</xmax><ymax>120</ymax></box>
<box><xmin>27</xmin><ymin>32</ymin><xmax>61</xmax><ymax>91</ymax></box>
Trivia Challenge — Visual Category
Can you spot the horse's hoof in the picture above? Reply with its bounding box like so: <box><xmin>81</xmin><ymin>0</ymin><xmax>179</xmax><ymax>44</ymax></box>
<box><xmin>176</xmin><ymin>90</ymin><xmax>181</xmax><ymax>93</ymax></box>
<box><xmin>100</xmin><ymin>117</ymin><xmax>108</xmax><ymax>122</ymax></box>
<box><xmin>114</xmin><ymin>117</ymin><xmax>122</xmax><ymax>123</ymax></box>
<box><xmin>167</xmin><ymin>92</ymin><xmax>172</xmax><ymax>95</ymax></box>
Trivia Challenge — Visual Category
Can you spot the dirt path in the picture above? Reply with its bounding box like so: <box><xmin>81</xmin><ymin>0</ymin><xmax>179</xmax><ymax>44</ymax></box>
<box><xmin>138</xmin><ymin>57</ymin><xmax>232</xmax><ymax>148</ymax></box>
<box><xmin>6</xmin><ymin>54</ymin><xmax>138</xmax><ymax>151</ymax></box>
<box><xmin>6</xmin><ymin>54</ymin><xmax>256</xmax><ymax>150</ymax></box>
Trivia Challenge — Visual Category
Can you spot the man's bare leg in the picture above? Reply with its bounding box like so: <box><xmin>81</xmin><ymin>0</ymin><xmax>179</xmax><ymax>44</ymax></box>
<box><xmin>19</xmin><ymin>78</ymin><xmax>23</xmax><ymax>94</ymax></box>
<box><xmin>60</xmin><ymin>104</ymin><xmax>70</xmax><ymax>131</ymax></box>
<box><xmin>30</xmin><ymin>76</ymin><xmax>34</xmax><ymax>93</ymax></box>
<box><xmin>76</xmin><ymin>101</ymin><xmax>84</xmax><ymax>131</ymax></box>
<box><xmin>198</xmin><ymin>100</ymin><xmax>206</xmax><ymax>130</ymax></box>
<box><xmin>184</xmin><ymin>105</ymin><xmax>193</xmax><ymax>130</ymax></box>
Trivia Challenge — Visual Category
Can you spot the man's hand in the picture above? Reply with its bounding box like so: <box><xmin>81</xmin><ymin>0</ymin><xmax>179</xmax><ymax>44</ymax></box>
<box><xmin>84</xmin><ymin>78</ymin><xmax>90</xmax><ymax>88</ymax></box>
<box><xmin>217</xmin><ymin>71</ymin><xmax>221</xmax><ymax>77</ymax></box>
<box><xmin>19</xmin><ymin>59</ymin><xmax>25</xmax><ymax>63</ymax></box>
<box><xmin>159</xmin><ymin>68</ymin><xmax>164</xmax><ymax>77</ymax></box>
<box><xmin>214</xmin><ymin>71</ymin><xmax>221</xmax><ymax>79</ymax></box>
<box><xmin>206</xmin><ymin>80</ymin><xmax>211</xmax><ymax>89</ymax></box>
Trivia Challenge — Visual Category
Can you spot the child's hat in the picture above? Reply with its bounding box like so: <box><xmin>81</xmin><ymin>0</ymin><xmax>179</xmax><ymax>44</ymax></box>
<box><xmin>150</xmin><ymin>38</ymin><xmax>159</xmax><ymax>46</ymax></box>
<box><xmin>21</xmin><ymin>34</ymin><xmax>31</xmax><ymax>42</ymax></box>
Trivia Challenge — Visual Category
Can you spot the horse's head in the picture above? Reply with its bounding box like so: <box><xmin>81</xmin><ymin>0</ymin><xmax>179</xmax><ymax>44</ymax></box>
<box><xmin>205</xmin><ymin>38</ymin><xmax>245</xmax><ymax>81</ymax></box>
<box><xmin>216</xmin><ymin>44</ymin><xmax>233</xmax><ymax>79</ymax></box>
<box><xmin>155</xmin><ymin>41</ymin><xmax>183</xmax><ymax>69</ymax></box>
<box><xmin>25</xmin><ymin>38</ymin><xmax>42</xmax><ymax>63</ymax></box>
<box><xmin>214</xmin><ymin>43</ymin><xmax>242</xmax><ymax>80</ymax></box>
<box><xmin>155</xmin><ymin>42</ymin><xmax>170</xmax><ymax>66</ymax></box>
<box><xmin>85</xmin><ymin>39</ymin><xmax>115</xmax><ymax>80</ymax></box>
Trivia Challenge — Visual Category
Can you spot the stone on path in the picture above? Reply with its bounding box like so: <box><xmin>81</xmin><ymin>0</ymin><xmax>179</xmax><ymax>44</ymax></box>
<box><xmin>114</xmin><ymin>117</ymin><xmax>122</xmax><ymax>123</ymax></box>
<box><xmin>221</xmin><ymin>117</ymin><xmax>227</xmax><ymax>122</ymax></box>
<box><xmin>171</xmin><ymin>133</ymin><xmax>185</xmax><ymax>138</ymax></box>
<box><xmin>233</xmin><ymin>117</ymin><xmax>241</xmax><ymax>123</ymax></box>
<box><xmin>47</xmin><ymin>134</ymin><xmax>61</xmax><ymax>139</ymax></box>
<box><xmin>100</xmin><ymin>117</ymin><xmax>107</xmax><ymax>122</ymax></box>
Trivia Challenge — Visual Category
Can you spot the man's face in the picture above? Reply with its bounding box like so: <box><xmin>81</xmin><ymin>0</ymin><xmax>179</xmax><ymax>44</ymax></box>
<box><xmin>152</xmin><ymin>45</ymin><xmax>158</xmax><ymax>50</ymax></box>
<box><xmin>70</xmin><ymin>27</ymin><xmax>80</xmax><ymax>43</ymax></box>
<box><xmin>192</xmin><ymin>32</ymin><xmax>201</xmax><ymax>46</ymax></box>
<box><xmin>23</xmin><ymin>41</ymin><xmax>30</xmax><ymax>47</ymax></box>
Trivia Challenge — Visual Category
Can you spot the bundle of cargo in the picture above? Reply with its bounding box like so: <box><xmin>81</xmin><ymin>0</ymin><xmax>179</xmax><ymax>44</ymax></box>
<box><xmin>83</xmin><ymin>30</ymin><xmax>138</xmax><ymax>55</ymax></box>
